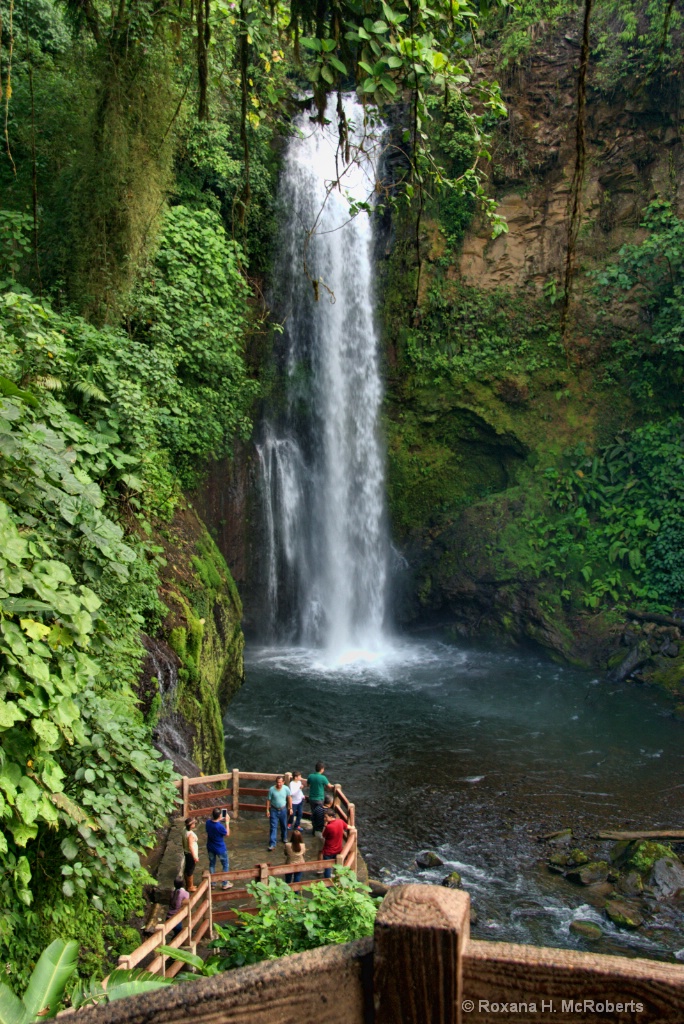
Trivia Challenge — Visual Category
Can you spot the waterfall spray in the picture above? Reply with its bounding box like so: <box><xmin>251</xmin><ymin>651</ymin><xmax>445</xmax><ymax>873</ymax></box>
<box><xmin>258</xmin><ymin>97</ymin><xmax>388</xmax><ymax>654</ymax></box>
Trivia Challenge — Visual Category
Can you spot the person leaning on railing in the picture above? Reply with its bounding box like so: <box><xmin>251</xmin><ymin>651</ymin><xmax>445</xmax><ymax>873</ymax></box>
<box><xmin>306</xmin><ymin>761</ymin><xmax>334</xmax><ymax>822</ymax></box>
<box><xmin>321</xmin><ymin>809</ymin><xmax>347</xmax><ymax>879</ymax></box>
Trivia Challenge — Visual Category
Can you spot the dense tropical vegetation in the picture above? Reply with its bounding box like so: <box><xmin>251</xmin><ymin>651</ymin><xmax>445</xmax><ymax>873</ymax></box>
<box><xmin>1</xmin><ymin>0</ymin><xmax>684</xmax><ymax>1002</ymax></box>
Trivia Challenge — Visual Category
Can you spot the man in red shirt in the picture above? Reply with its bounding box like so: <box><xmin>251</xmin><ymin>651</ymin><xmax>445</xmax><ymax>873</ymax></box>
<box><xmin>321</xmin><ymin>810</ymin><xmax>347</xmax><ymax>879</ymax></box>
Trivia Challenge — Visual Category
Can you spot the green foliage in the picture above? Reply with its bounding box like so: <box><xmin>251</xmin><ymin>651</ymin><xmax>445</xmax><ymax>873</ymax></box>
<box><xmin>0</xmin><ymin>297</ymin><xmax>183</xmax><ymax>978</ymax></box>
<box><xmin>130</xmin><ymin>206</ymin><xmax>258</xmax><ymax>486</ymax></box>
<box><xmin>492</xmin><ymin>0</ymin><xmax>683</xmax><ymax>88</ymax></box>
<box><xmin>592</xmin><ymin>0</ymin><xmax>683</xmax><ymax>90</ymax></box>
<box><xmin>0</xmin><ymin>939</ymin><xmax>78</xmax><ymax>1024</ymax></box>
<box><xmin>523</xmin><ymin>417</ymin><xmax>684</xmax><ymax>611</ymax></box>
<box><xmin>70</xmin><ymin>968</ymin><xmax>171</xmax><ymax>1009</ymax></box>
<box><xmin>593</xmin><ymin>200</ymin><xmax>684</xmax><ymax>400</ymax></box>
<box><xmin>405</xmin><ymin>281</ymin><xmax>563</xmax><ymax>386</ymax></box>
<box><xmin>208</xmin><ymin>869</ymin><xmax>379</xmax><ymax>968</ymax></box>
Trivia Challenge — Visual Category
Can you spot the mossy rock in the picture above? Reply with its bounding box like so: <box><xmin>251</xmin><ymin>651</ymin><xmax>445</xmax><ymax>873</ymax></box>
<box><xmin>605</xmin><ymin>898</ymin><xmax>644</xmax><ymax>929</ymax></box>
<box><xmin>628</xmin><ymin>841</ymin><xmax>677</xmax><ymax>875</ymax></box>
<box><xmin>441</xmin><ymin>871</ymin><xmax>462</xmax><ymax>889</ymax></box>
<box><xmin>416</xmin><ymin>851</ymin><xmax>444</xmax><ymax>869</ymax></box>
<box><xmin>570</xmin><ymin>920</ymin><xmax>602</xmax><ymax>940</ymax></box>
<box><xmin>566</xmin><ymin>861</ymin><xmax>610</xmax><ymax>886</ymax></box>
<box><xmin>568</xmin><ymin>848</ymin><xmax>590</xmax><ymax>866</ymax></box>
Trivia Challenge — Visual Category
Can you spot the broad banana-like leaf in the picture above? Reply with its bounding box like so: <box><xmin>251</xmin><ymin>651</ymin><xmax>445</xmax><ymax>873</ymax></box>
<box><xmin>157</xmin><ymin>946</ymin><xmax>204</xmax><ymax>969</ymax></box>
<box><xmin>0</xmin><ymin>985</ymin><xmax>27</xmax><ymax>1024</ymax></box>
<box><xmin>21</xmin><ymin>939</ymin><xmax>78</xmax><ymax>1021</ymax></box>
<box><xmin>105</xmin><ymin>979</ymin><xmax>172</xmax><ymax>1002</ymax></box>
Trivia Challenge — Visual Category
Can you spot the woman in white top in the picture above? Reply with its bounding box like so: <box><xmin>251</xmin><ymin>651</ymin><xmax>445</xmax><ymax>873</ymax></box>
<box><xmin>183</xmin><ymin>816</ymin><xmax>199</xmax><ymax>892</ymax></box>
<box><xmin>289</xmin><ymin>771</ymin><xmax>305</xmax><ymax>833</ymax></box>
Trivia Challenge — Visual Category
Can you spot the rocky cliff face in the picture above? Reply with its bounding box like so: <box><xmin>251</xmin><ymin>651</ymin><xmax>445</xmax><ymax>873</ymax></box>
<box><xmin>137</xmin><ymin>499</ymin><xmax>244</xmax><ymax>774</ymax></box>
<box><xmin>382</xmin><ymin>15</ymin><xmax>684</xmax><ymax>682</ymax></box>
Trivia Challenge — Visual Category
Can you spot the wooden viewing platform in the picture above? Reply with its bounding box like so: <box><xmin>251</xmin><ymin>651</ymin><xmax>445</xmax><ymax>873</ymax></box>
<box><xmin>78</xmin><ymin>884</ymin><xmax>684</xmax><ymax>1023</ymax></box>
<box><xmin>121</xmin><ymin>770</ymin><xmax>359</xmax><ymax>977</ymax></box>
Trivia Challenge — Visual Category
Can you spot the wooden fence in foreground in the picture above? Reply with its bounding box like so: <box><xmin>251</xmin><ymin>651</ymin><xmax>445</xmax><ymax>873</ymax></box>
<box><xmin>179</xmin><ymin>768</ymin><xmax>356</xmax><ymax>826</ymax></box>
<box><xmin>78</xmin><ymin>885</ymin><xmax>684</xmax><ymax>1024</ymax></box>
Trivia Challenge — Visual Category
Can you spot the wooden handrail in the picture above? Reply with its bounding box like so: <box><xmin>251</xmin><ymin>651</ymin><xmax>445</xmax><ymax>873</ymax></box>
<box><xmin>182</xmin><ymin>770</ymin><xmax>351</xmax><ymax>817</ymax></box>
<box><xmin>75</xmin><ymin>883</ymin><xmax>684</xmax><ymax>1024</ymax></box>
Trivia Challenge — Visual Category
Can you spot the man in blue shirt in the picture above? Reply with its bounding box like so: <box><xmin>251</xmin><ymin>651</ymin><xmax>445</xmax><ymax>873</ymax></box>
<box><xmin>266</xmin><ymin>776</ymin><xmax>292</xmax><ymax>851</ymax></box>
<box><xmin>206</xmin><ymin>808</ymin><xmax>233</xmax><ymax>890</ymax></box>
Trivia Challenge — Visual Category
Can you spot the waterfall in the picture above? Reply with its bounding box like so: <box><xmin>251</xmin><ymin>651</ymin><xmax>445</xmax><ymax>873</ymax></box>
<box><xmin>258</xmin><ymin>96</ymin><xmax>388</xmax><ymax>654</ymax></box>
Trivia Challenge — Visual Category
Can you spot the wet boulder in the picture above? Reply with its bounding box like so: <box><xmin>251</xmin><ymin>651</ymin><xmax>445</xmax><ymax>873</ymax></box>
<box><xmin>566</xmin><ymin>861</ymin><xmax>610</xmax><ymax>886</ymax></box>
<box><xmin>616</xmin><ymin>870</ymin><xmax>644</xmax><ymax>897</ymax></box>
<box><xmin>605</xmin><ymin>898</ymin><xmax>644</xmax><ymax>929</ymax></box>
<box><xmin>650</xmin><ymin>857</ymin><xmax>684</xmax><ymax>899</ymax></box>
<box><xmin>416</xmin><ymin>851</ymin><xmax>444</xmax><ymax>869</ymax></box>
<box><xmin>441</xmin><ymin>870</ymin><xmax>461</xmax><ymax>889</ymax></box>
<box><xmin>570</xmin><ymin>920</ymin><xmax>602</xmax><ymax>940</ymax></box>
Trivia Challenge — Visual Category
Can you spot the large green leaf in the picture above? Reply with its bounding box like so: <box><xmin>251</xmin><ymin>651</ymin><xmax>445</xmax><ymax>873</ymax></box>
<box><xmin>0</xmin><ymin>985</ymin><xmax>27</xmax><ymax>1024</ymax></box>
<box><xmin>157</xmin><ymin>946</ymin><xmax>204</xmax><ymax>969</ymax></box>
<box><xmin>21</xmin><ymin>939</ymin><xmax>79</xmax><ymax>1021</ymax></box>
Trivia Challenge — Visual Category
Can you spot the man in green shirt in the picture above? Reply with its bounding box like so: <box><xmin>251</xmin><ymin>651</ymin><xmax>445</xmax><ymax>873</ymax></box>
<box><xmin>307</xmin><ymin>761</ymin><xmax>333</xmax><ymax>821</ymax></box>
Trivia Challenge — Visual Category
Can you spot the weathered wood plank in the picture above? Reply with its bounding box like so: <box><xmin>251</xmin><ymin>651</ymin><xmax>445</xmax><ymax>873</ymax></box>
<box><xmin>235</xmin><ymin>771</ymin><xmax>282</xmax><ymax>781</ymax></box>
<box><xmin>188</xmin><ymin>787</ymin><xmax>233</xmax><ymax>802</ymax></box>
<box><xmin>462</xmin><ymin>939</ymin><xmax>684</xmax><ymax>1022</ymax></box>
<box><xmin>75</xmin><ymin>938</ymin><xmax>374</xmax><ymax>1024</ymax></box>
<box><xmin>238</xmin><ymin>801</ymin><xmax>268</xmax><ymax>812</ymax></box>
<box><xmin>187</xmin><ymin>773</ymin><xmax>232</xmax><ymax>786</ymax></box>
<box><xmin>374</xmin><ymin>883</ymin><xmax>470</xmax><ymax>1024</ymax></box>
<box><xmin>237</xmin><ymin>787</ymin><xmax>270</xmax><ymax>796</ymax></box>
<box><xmin>597</xmin><ymin>831</ymin><xmax>684</xmax><ymax>841</ymax></box>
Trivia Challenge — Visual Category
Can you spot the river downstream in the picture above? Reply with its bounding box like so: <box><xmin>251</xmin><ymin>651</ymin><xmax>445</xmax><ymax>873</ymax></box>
<box><xmin>225</xmin><ymin>635</ymin><xmax>684</xmax><ymax>961</ymax></box>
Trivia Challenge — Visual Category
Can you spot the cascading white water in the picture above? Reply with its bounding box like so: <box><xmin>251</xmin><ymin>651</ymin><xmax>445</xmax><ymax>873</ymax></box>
<box><xmin>258</xmin><ymin>96</ymin><xmax>388</xmax><ymax>655</ymax></box>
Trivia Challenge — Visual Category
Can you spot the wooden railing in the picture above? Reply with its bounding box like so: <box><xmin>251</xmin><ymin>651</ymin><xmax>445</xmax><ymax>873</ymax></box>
<box><xmin>118</xmin><ymin>771</ymin><xmax>360</xmax><ymax>975</ymax></box>
<box><xmin>181</xmin><ymin>768</ymin><xmax>356</xmax><ymax>826</ymax></box>
<box><xmin>117</xmin><ymin>875</ymin><xmax>213</xmax><ymax>978</ymax></box>
<box><xmin>78</xmin><ymin>885</ymin><xmax>684</xmax><ymax>1024</ymax></box>
<box><xmin>210</xmin><ymin>825</ymin><xmax>358</xmax><ymax>925</ymax></box>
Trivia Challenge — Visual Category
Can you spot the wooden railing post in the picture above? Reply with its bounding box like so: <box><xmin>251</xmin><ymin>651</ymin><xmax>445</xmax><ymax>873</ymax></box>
<box><xmin>203</xmin><ymin>870</ymin><xmax>214</xmax><ymax>940</ymax></box>
<box><xmin>373</xmin><ymin>883</ymin><xmax>470</xmax><ymax>1024</ymax></box>
<box><xmin>259</xmin><ymin>863</ymin><xmax>270</xmax><ymax>883</ymax></box>
<box><xmin>155</xmin><ymin>923</ymin><xmax>166</xmax><ymax>978</ymax></box>
<box><xmin>182</xmin><ymin>776</ymin><xmax>189</xmax><ymax>819</ymax></box>
<box><xmin>348</xmin><ymin>801</ymin><xmax>355</xmax><ymax>828</ymax></box>
<box><xmin>232</xmin><ymin>768</ymin><xmax>240</xmax><ymax>819</ymax></box>
<box><xmin>333</xmin><ymin>783</ymin><xmax>341</xmax><ymax>813</ymax></box>
<box><xmin>186</xmin><ymin>885</ymin><xmax>194</xmax><ymax>954</ymax></box>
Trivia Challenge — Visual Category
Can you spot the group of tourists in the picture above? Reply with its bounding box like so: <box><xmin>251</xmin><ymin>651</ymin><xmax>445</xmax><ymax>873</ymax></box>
<box><xmin>265</xmin><ymin>762</ymin><xmax>348</xmax><ymax>880</ymax></box>
<box><xmin>175</xmin><ymin>761</ymin><xmax>349</xmax><ymax>920</ymax></box>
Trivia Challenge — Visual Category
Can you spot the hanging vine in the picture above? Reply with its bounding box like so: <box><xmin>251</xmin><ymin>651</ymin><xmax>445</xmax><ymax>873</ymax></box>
<box><xmin>2</xmin><ymin>0</ymin><xmax>17</xmax><ymax>175</ymax></box>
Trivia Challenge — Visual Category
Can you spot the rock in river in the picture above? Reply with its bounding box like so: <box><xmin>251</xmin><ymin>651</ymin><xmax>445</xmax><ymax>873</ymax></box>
<box><xmin>605</xmin><ymin>899</ymin><xmax>644</xmax><ymax>929</ymax></box>
<box><xmin>416</xmin><ymin>851</ymin><xmax>444</xmax><ymax>869</ymax></box>
<box><xmin>441</xmin><ymin>871</ymin><xmax>462</xmax><ymax>889</ymax></box>
<box><xmin>570</xmin><ymin>920</ymin><xmax>602</xmax><ymax>940</ymax></box>
<box><xmin>565</xmin><ymin>861</ymin><xmax>610</xmax><ymax>886</ymax></box>
<box><xmin>650</xmin><ymin>857</ymin><xmax>684</xmax><ymax>899</ymax></box>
